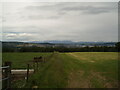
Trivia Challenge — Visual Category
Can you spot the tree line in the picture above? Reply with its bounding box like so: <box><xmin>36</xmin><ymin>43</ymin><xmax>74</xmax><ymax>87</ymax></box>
<box><xmin>2</xmin><ymin>42</ymin><xmax>120</xmax><ymax>52</ymax></box>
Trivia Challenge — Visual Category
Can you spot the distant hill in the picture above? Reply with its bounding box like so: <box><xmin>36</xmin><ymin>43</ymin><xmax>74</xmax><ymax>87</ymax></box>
<box><xmin>2</xmin><ymin>40</ymin><xmax>117</xmax><ymax>48</ymax></box>
<box><xmin>27</xmin><ymin>40</ymin><xmax>117</xmax><ymax>45</ymax></box>
<box><xmin>28</xmin><ymin>40</ymin><xmax>74</xmax><ymax>44</ymax></box>
<box><xmin>2</xmin><ymin>41</ymin><xmax>118</xmax><ymax>52</ymax></box>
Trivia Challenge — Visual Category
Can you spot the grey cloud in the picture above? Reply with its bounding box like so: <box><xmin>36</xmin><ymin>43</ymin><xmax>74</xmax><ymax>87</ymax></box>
<box><xmin>27</xmin><ymin>15</ymin><xmax>43</xmax><ymax>20</ymax></box>
<box><xmin>3</xmin><ymin>32</ymin><xmax>38</xmax><ymax>41</ymax></box>
<box><xmin>25</xmin><ymin>3</ymin><xmax>67</xmax><ymax>10</ymax></box>
<box><xmin>21</xmin><ymin>2</ymin><xmax>117</xmax><ymax>22</ymax></box>
<box><xmin>25</xmin><ymin>2</ymin><xmax>117</xmax><ymax>15</ymax></box>
<box><xmin>27</xmin><ymin>15</ymin><xmax>61</xmax><ymax>20</ymax></box>
<box><xmin>2</xmin><ymin>2</ymin><xmax>118</xmax><ymax>42</ymax></box>
<box><xmin>47</xmin><ymin>16</ymin><xmax>61</xmax><ymax>19</ymax></box>
<box><xmin>2</xmin><ymin>26</ymin><xmax>39</xmax><ymax>35</ymax></box>
<box><xmin>61</xmin><ymin>5</ymin><xmax>117</xmax><ymax>14</ymax></box>
<box><xmin>2</xmin><ymin>26</ymin><xmax>57</xmax><ymax>34</ymax></box>
<box><xmin>24</xmin><ymin>3</ymin><xmax>67</xmax><ymax>20</ymax></box>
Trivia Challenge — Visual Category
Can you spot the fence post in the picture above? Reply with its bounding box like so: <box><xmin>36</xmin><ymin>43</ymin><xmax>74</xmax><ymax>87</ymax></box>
<box><xmin>26</xmin><ymin>64</ymin><xmax>29</xmax><ymax>82</ymax></box>
<box><xmin>37</xmin><ymin>62</ymin><xmax>38</xmax><ymax>72</ymax></box>
<box><xmin>4</xmin><ymin>61</ymin><xmax>12</xmax><ymax>89</ymax></box>
<box><xmin>33</xmin><ymin>61</ymin><xmax>36</xmax><ymax>73</ymax></box>
<box><xmin>33</xmin><ymin>62</ymin><xmax>35</xmax><ymax>73</ymax></box>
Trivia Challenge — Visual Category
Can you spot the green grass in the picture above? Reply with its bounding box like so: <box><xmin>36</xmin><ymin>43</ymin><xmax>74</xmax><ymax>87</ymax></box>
<box><xmin>2</xmin><ymin>52</ymin><xmax>52</xmax><ymax>69</ymax></box>
<box><xmin>2</xmin><ymin>52</ymin><xmax>119</xmax><ymax>88</ymax></box>
<box><xmin>65</xmin><ymin>52</ymin><xmax>118</xmax><ymax>88</ymax></box>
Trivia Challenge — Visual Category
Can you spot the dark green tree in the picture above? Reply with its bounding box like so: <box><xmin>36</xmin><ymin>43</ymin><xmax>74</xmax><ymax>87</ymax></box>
<box><xmin>115</xmin><ymin>42</ymin><xmax>120</xmax><ymax>52</ymax></box>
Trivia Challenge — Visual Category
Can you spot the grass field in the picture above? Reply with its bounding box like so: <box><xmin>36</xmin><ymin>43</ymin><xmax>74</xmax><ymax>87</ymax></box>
<box><xmin>2</xmin><ymin>52</ymin><xmax>119</xmax><ymax>88</ymax></box>
<box><xmin>2</xmin><ymin>52</ymin><xmax>52</xmax><ymax>68</ymax></box>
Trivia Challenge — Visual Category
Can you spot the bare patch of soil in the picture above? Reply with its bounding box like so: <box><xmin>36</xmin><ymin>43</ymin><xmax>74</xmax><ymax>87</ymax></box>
<box><xmin>90</xmin><ymin>71</ymin><xmax>118</xmax><ymax>88</ymax></box>
<box><xmin>68</xmin><ymin>53</ymin><xmax>95</xmax><ymax>63</ymax></box>
<box><xmin>90</xmin><ymin>61</ymin><xmax>95</xmax><ymax>63</ymax></box>
<box><xmin>67</xmin><ymin>70</ymin><xmax>91</xmax><ymax>88</ymax></box>
<box><xmin>67</xmin><ymin>70</ymin><xmax>118</xmax><ymax>88</ymax></box>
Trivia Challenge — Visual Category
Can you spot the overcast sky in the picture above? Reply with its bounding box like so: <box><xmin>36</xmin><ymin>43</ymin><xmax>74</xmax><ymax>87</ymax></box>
<box><xmin>1</xmin><ymin>2</ymin><xmax>118</xmax><ymax>42</ymax></box>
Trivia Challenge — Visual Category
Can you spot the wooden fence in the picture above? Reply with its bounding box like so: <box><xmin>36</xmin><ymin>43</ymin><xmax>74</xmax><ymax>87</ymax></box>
<box><xmin>1</xmin><ymin>56</ymin><xmax>46</xmax><ymax>89</ymax></box>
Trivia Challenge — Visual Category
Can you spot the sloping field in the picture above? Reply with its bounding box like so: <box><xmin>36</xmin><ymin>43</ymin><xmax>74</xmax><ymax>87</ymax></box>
<box><xmin>2</xmin><ymin>52</ymin><xmax>118</xmax><ymax>88</ymax></box>
<box><xmin>66</xmin><ymin>52</ymin><xmax>118</xmax><ymax>88</ymax></box>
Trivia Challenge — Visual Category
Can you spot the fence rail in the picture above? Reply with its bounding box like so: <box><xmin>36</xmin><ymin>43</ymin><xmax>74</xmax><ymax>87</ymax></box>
<box><xmin>0</xmin><ymin>77</ymin><xmax>9</xmax><ymax>81</ymax></box>
<box><xmin>1</xmin><ymin>62</ymin><xmax>11</xmax><ymax>90</ymax></box>
<box><xmin>0</xmin><ymin>66</ymin><xmax>10</xmax><ymax>69</ymax></box>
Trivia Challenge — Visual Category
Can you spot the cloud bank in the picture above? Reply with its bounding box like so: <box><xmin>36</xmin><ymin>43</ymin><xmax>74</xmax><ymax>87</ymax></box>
<box><xmin>2</xmin><ymin>2</ymin><xmax>118</xmax><ymax>42</ymax></box>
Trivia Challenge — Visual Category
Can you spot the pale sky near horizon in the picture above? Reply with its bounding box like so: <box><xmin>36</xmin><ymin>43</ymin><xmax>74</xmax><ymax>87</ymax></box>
<box><xmin>1</xmin><ymin>2</ymin><xmax>118</xmax><ymax>42</ymax></box>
